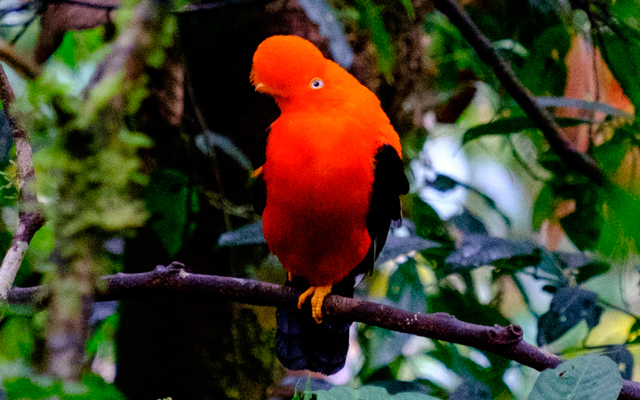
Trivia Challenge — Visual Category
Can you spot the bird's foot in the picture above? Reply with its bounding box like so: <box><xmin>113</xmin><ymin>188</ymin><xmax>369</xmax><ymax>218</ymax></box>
<box><xmin>297</xmin><ymin>285</ymin><xmax>332</xmax><ymax>324</ymax></box>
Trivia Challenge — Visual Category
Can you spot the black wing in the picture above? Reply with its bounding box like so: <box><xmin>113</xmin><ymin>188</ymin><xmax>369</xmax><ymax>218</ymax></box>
<box><xmin>353</xmin><ymin>144</ymin><xmax>409</xmax><ymax>277</ymax></box>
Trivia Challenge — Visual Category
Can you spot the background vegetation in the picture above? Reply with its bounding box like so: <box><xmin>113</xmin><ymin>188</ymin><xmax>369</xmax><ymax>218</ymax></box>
<box><xmin>0</xmin><ymin>0</ymin><xmax>638</xmax><ymax>398</ymax></box>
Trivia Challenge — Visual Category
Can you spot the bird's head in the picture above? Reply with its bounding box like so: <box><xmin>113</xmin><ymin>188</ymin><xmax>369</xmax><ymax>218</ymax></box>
<box><xmin>250</xmin><ymin>35</ymin><xmax>333</xmax><ymax>107</ymax></box>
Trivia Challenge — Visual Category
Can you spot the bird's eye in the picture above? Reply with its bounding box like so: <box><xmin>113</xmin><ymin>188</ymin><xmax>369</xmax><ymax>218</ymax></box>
<box><xmin>310</xmin><ymin>78</ymin><xmax>324</xmax><ymax>89</ymax></box>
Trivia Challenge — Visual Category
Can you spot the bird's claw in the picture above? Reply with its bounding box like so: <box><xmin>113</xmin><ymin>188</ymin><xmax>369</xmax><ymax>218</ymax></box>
<box><xmin>297</xmin><ymin>285</ymin><xmax>332</xmax><ymax>324</ymax></box>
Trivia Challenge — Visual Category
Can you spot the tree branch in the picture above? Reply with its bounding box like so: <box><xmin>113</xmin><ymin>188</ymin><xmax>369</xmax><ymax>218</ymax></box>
<box><xmin>7</xmin><ymin>264</ymin><xmax>640</xmax><ymax>399</ymax></box>
<box><xmin>0</xmin><ymin>39</ymin><xmax>41</xmax><ymax>79</ymax></box>
<box><xmin>432</xmin><ymin>0</ymin><xmax>611</xmax><ymax>189</ymax></box>
<box><xmin>0</xmin><ymin>64</ymin><xmax>45</xmax><ymax>300</ymax></box>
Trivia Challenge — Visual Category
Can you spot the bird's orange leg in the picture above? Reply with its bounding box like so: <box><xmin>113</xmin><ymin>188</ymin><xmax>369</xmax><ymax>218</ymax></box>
<box><xmin>297</xmin><ymin>285</ymin><xmax>332</xmax><ymax>324</ymax></box>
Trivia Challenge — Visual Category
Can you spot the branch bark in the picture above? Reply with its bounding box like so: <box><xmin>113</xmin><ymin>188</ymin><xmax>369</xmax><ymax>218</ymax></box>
<box><xmin>7</xmin><ymin>264</ymin><xmax>640</xmax><ymax>399</ymax></box>
<box><xmin>432</xmin><ymin>0</ymin><xmax>611</xmax><ymax>189</ymax></box>
<box><xmin>0</xmin><ymin>64</ymin><xmax>45</xmax><ymax>300</ymax></box>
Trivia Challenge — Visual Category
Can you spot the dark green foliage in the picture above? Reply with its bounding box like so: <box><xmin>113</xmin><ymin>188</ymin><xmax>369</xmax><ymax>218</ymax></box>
<box><xmin>518</xmin><ymin>25</ymin><xmax>571</xmax><ymax>96</ymax></box>
<box><xmin>537</xmin><ymin>287</ymin><xmax>603</xmax><ymax>346</ymax></box>
<box><xmin>463</xmin><ymin>117</ymin><xmax>588</xmax><ymax>145</ymax></box>
<box><xmin>449</xmin><ymin>380</ymin><xmax>491</xmax><ymax>400</ymax></box>
<box><xmin>603</xmin><ymin>345</ymin><xmax>634</xmax><ymax>380</ymax></box>
<box><xmin>145</xmin><ymin>168</ymin><xmax>191</xmax><ymax>257</ymax></box>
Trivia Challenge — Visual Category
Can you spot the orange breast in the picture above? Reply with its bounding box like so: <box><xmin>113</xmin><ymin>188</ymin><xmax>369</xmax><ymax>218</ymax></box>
<box><xmin>262</xmin><ymin>112</ymin><xmax>380</xmax><ymax>286</ymax></box>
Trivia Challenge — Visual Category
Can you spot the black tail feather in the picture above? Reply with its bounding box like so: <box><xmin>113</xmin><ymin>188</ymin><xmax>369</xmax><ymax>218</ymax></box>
<box><xmin>276</xmin><ymin>276</ymin><xmax>353</xmax><ymax>375</ymax></box>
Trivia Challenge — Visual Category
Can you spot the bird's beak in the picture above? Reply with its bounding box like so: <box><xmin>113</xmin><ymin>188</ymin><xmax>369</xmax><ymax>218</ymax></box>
<box><xmin>254</xmin><ymin>82</ymin><xmax>266</xmax><ymax>92</ymax></box>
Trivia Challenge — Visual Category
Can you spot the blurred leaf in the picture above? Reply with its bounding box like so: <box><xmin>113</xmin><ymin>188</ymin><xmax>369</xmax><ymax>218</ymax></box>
<box><xmin>597</xmin><ymin>187</ymin><xmax>640</xmax><ymax>257</ymax></box>
<box><xmin>145</xmin><ymin>168</ymin><xmax>190</xmax><ymax>257</ymax></box>
<box><xmin>355</xmin><ymin>0</ymin><xmax>394</xmax><ymax>82</ymax></box>
<box><xmin>532</xmin><ymin>183</ymin><xmax>554</xmax><ymax>231</ymax></box>
<box><xmin>359</xmin><ymin>326</ymin><xmax>408</xmax><ymax>379</ymax></box>
<box><xmin>313</xmin><ymin>385</ymin><xmax>437</xmax><ymax>400</ymax></box>
<box><xmin>463</xmin><ymin>117</ymin><xmax>587</xmax><ymax>144</ymax></box>
<box><xmin>575</xmin><ymin>262</ymin><xmax>610</xmax><ymax>284</ymax></box>
<box><xmin>445</xmin><ymin>234</ymin><xmax>539</xmax><ymax>271</ymax></box>
<box><xmin>411</xmin><ymin>196</ymin><xmax>452</xmax><ymax>244</ymax></box>
<box><xmin>0</xmin><ymin>316</ymin><xmax>33</xmax><ymax>360</ymax></box>
<box><xmin>386</xmin><ymin>259</ymin><xmax>427</xmax><ymax>313</ymax></box>
<box><xmin>392</xmin><ymin>393</ymin><xmax>439</xmax><ymax>400</ymax></box>
<box><xmin>449</xmin><ymin>380</ymin><xmax>491</xmax><ymax>400</ymax></box>
<box><xmin>428</xmin><ymin>174</ymin><xmax>458</xmax><ymax>192</ymax></box>
<box><xmin>527</xmin><ymin>353</ymin><xmax>622</xmax><ymax>400</ymax></box>
<box><xmin>428</xmin><ymin>286</ymin><xmax>511</xmax><ymax>329</ymax></box>
<box><xmin>28</xmin><ymin>223</ymin><xmax>55</xmax><ymax>259</ymax></box>
<box><xmin>536</xmin><ymin>97</ymin><xmax>633</xmax><ymax>118</ymax></box>
<box><xmin>558</xmin><ymin>182</ymin><xmax>604</xmax><ymax>251</ymax></box>
<box><xmin>602</xmin><ymin>345</ymin><xmax>633</xmax><ymax>380</ymax></box>
<box><xmin>298</xmin><ymin>0</ymin><xmax>354</xmax><ymax>67</ymax></box>
<box><xmin>519</xmin><ymin>24</ymin><xmax>571</xmax><ymax>96</ymax></box>
<box><xmin>377</xmin><ymin>220</ymin><xmax>442</xmax><ymax>264</ymax></box>
<box><xmin>449</xmin><ymin>208</ymin><xmax>488</xmax><ymax>235</ymax></box>
<box><xmin>592</xmin><ymin>126</ymin><xmax>631</xmax><ymax>175</ymax></box>
<box><xmin>217</xmin><ymin>221</ymin><xmax>265</xmax><ymax>247</ymax></box>
<box><xmin>195</xmin><ymin>130</ymin><xmax>252</xmax><ymax>171</ymax></box>
<box><xmin>398</xmin><ymin>0</ymin><xmax>414</xmax><ymax>20</ymax></box>
<box><xmin>314</xmin><ymin>385</ymin><xmax>365</xmax><ymax>400</ymax></box>
<box><xmin>537</xmin><ymin>287</ymin><xmax>603</xmax><ymax>345</ymax></box>
<box><xmin>598</xmin><ymin>24</ymin><xmax>640</xmax><ymax>114</ymax></box>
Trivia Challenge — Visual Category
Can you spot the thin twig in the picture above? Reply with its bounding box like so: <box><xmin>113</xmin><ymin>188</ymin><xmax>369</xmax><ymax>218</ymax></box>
<box><xmin>432</xmin><ymin>0</ymin><xmax>610</xmax><ymax>189</ymax></box>
<box><xmin>7</xmin><ymin>264</ymin><xmax>640</xmax><ymax>399</ymax></box>
<box><xmin>0</xmin><ymin>39</ymin><xmax>41</xmax><ymax>79</ymax></box>
<box><xmin>0</xmin><ymin>64</ymin><xmax>45</xmax><ymax>300</ymax></box>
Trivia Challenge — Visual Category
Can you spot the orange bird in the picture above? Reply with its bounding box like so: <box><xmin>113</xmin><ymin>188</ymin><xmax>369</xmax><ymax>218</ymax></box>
<box><xmin>251</xmin><ymin>35</ymin><xmax>408</xmax><ymax>374</ymax></box>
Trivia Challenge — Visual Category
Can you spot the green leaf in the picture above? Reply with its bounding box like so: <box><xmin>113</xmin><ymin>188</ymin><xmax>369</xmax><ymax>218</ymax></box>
<box><xmin>519</xmin><ymin>24</ymin><xmax>571</xmax><ymax>96</ymax></box>
<box><xmin>315</xmin><ymin>386</ymin><xmax>360</xmax><ymax>400</ymax></box>
<box><xmin>398</xmin><ymin>0</ymin><xmax>415</xmax><ymax>20</ymax></box>
<box><xmin>598</xmin><ymin>25</ymin><xmax>640</xmax><ymax>114</ymax></box>
<box><xmin>411</xmin><ymin>195</ymin><xmax>451</xmax><ymax>243</ymax></box>
<box><xmin>0</xmin><ymin>317</ymin><xmax>34</xmax><ymax>360</ymax></box>
<box><xmin>145</xmin><ymin>169</ymin><xmax>190</xmax><ymax>257</ymax></box>
<box><xmin>532</xmin><ymin>183</ymin><xmax>554</xmax><ymax>231</ymax></box>
<box><xmin>575</xmin><ymin>262</ymin><xmax>611</xmax><ymax>284</ymax></box>
<box><xmin>386</xmin><ymin>258</ymin><xmax>427</xmax><ymax>312</ymax></box>
<box><xmin>597</xmin><ymin>187</ymin><xmax>640</xmax><ymax>257</ymax></box>
<box><xmin>528</xmin><ymin>353</ymin><xmax>622</xmax><ymax>400</ymax></box>
<box><xmin>463</xmin><ymin>117</ymin><xmax>588</xmax><ymax>144</ymax></box>
<box><xmin>392</xmin><ymin>394</ymin><xmax>440</xmax><ymax>400</ymax></box>
<box><xmin>355</xmin><ymin>0</ymin><xmax>394</xmax><ymax>82</ymax></box>
<box><xmin>558</xmin><ymin>183</ymin><xmax>604</xmax><ymax>251</ymax></box>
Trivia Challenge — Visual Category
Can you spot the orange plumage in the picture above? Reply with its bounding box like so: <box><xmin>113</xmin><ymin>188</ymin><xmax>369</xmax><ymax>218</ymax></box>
<box><xmin>251</xmin><ymin>35</ymin><xmax>407</xmax><ymax>374</ymax></box>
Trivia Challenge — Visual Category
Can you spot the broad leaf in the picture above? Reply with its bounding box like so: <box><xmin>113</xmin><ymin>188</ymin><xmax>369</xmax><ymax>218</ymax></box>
<box><xmin>217</xmin><ymin>221</ymin><xmax>265</xmax><ymax>247</ymax></box>
<box><xmin>537</xmin><ymin>287</ymin><xmax>603</xmax><ymax>346</ymax></box>
<box><xmin>449</xmin><ymin>380</ymin><xmax>492</xmax><ymax>400</ymax></box>
<box><xmin>445</xmin><ymin>234</ymin><xmax>539</xmax><ymax>271</ymax></box>
<box><xmin>598</xmin><ymin>22</ymin><xmax>640</xmax><ymax>114</ymax></box>
<box><xmin>528</xmin><ymin>353</ymin><xmax>622</xmax><ymax>400</ymax></box>
<box><xmin>603</xmin><ymin>345</ymin><xmax>633</xmax><ymax>380</ymax></box>
<box><xmin>355</xmin><ymin>0</ymin><xmax>394</xmax><ymax>82</ymax></box>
